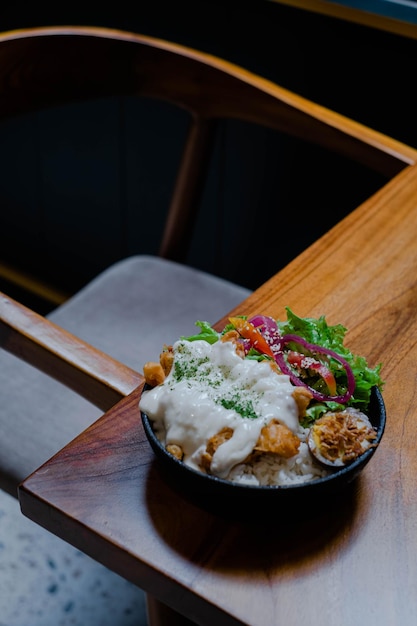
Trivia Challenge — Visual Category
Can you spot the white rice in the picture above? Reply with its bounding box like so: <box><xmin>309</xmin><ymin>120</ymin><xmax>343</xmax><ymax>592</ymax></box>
<box><xmin>226</xmin><ymin>428</ymin><xmax>329</xmax><ymax>487</ymax></box>
<box><xmin>152</xmin><ymin>423</ymin><xmax>329</xmax><ymax>486</ymax></box>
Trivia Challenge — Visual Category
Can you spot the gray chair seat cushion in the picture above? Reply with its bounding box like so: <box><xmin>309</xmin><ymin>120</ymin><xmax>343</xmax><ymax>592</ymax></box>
<box><xmin>0</xmin><ymin>255</ymin><xmax>251</xmax><ymax>495</ymax></box>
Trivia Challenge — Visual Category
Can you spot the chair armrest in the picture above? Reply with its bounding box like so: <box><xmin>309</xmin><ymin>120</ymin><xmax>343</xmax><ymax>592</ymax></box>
<box><xmin>0</xmin><ymin>292</ymin><xmax>144</xmax><ymax>412</ymax></box>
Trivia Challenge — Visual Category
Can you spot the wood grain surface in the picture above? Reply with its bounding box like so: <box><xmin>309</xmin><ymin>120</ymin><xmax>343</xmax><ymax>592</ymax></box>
<box><xmin>19</xmin><ymin>162</ymin><xmax>417</xmax><ymax>625</ymax></box>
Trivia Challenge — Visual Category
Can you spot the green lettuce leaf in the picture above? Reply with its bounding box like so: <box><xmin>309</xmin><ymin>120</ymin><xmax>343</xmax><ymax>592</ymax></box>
<box><xmin>182</xmin><ymin>310</ymin><xmax>384</xmax><ymax>424</ymax></box>
<box><xmin>182</xmin><ymin>320</ymin><xmax>220</xmax><ymax>344</ymax></box>
<box><xmin>279</xmin><ymin>307</ymin><xmax>384</xmax><ymax>423</ymax></box>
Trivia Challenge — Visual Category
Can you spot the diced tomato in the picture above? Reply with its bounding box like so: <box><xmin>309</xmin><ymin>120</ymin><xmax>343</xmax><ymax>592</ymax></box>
<box><xmin>229</xmin><ymin>317</ymin><xmax>276</xmax><ymax>359</ymax></box>
<box><xmin>287</xmin><ymin>350</ymin><xmax>337</xmax><ymax>396</ymax></box>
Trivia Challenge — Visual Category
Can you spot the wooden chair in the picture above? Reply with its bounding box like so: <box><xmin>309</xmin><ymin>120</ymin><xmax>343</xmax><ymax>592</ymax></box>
<box><xmin>1</xmin><ymin>25</ymin><xmax>417</xmax><ymax>626</ymax></box>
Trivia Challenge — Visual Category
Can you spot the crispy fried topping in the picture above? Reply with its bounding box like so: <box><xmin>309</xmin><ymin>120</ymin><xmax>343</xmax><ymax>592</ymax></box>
<box><xmin>160</xmin><ymin>345</ymin><xmax>174</xmax><ymax>376</ymax></box>
<box><xmin>311</xmin><ymin>410</ymin><xmax>377</xmax><ymax>464</ymax></box>
<box><xmin>143</xmin><ymin>361</ymin><xmax>166</xmax><ymax>387</ymax></box>
<box><xmin>166</xmin><ymin>443</ymin><xmax>184</xmax><ymax>461</ymax></box>
<box><xmin>143</xmin><ymin>345</ymin><xmax>174</xmax><ymax>387</ymax></box>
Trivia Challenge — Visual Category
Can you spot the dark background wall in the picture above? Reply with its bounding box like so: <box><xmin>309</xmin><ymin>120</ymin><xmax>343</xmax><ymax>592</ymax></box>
<box><xmin>1</xmin><ymin>1</ymin><xmax>415</xmax><ymax>311</ymax></box>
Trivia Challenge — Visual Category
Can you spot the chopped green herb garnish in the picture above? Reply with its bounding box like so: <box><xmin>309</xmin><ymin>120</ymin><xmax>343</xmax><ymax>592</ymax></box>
<box><xmin>174</xmin><ymin>355</ymin><xmax>210</xmax><ymax>381</ymax></box>
<box><xmin>219</xmin><ymin>395</ymin><xmax>258</xmax><ymax>420</ymax></box>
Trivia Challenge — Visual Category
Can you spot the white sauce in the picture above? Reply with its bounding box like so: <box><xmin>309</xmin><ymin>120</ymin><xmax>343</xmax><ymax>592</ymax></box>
<box><xmin>139</xmin><ymin>339</ymin><xmax>300</xmax><ymax>479</ymax></box>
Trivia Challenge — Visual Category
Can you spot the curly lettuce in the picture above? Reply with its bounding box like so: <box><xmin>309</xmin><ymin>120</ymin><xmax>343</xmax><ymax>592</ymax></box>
<box><xmin>183</xmin><ymin>308</ymin><xmax>384</xmax><ymax>424</ymax></box>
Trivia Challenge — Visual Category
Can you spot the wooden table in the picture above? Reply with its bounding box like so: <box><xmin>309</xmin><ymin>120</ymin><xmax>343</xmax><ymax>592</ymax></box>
<box><xmin>18</xmin><ymin>162</ymin><xmax>417</xmax><ymax>625</ymax></box>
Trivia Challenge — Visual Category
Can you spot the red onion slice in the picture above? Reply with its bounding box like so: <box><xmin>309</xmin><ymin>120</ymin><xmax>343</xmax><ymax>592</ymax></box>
<box><xmin>276</xmin><ymin>334</ymin><xmax>355</xmax><ymax>403</ymax></box>
<box><xmin>248</xmin><ymin>315</ymin><xmax>282</xmax><ymax>353</ymax></box>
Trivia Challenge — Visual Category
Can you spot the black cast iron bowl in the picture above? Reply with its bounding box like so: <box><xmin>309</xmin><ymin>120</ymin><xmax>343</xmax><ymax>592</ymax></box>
<box><xmin>140</xmin><ymin>385</ymin><xmax>386</xmax><ymax>516</ymax></box>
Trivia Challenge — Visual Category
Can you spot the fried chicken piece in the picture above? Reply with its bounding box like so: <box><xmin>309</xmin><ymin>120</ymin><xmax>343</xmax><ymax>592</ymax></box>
<box><xmin>292</xmin><ymin>386</ymin><xmax>313</xmax><ymax>418</ymax></box>
<box><xmin>221</xmin><ymin>330</ymin><xmax>245</xmax><ymax>357</ymax></box>
<box><xmin>200</xmin><ymin>426</ymin><xmax>233</xmax><ymax>472</ymax></box>
<box><xmin>160</xmin><ymin>345</ymin><xmax>174</xmax><ymax>376</ymax></box>
<box><xmin>166</xmin><ymin>443</ymin><xmax>184</xmax><ymax>461</ymax></box>
<box><xmin>143</xmin><ymin>361</ymin><xmax>166</xmax><ymax>387</ymax></box>
<box><xmin>252</xmin><ymin>419</ymin><xmax>300</xmax><ymax>458</ymax></box>
<box><xmin>201</xmin><ymin>418</ymin><xmax>301</xmax><ymax>473</ymax></box>
<box><xmin>143</xmin><ymin>345</ymin><xmax>174</xmax><ymax>387</ymax></box>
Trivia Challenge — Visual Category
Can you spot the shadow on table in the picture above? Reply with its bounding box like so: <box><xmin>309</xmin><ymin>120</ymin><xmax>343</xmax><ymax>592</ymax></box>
<box><xmin>144</xmin><ymin>461</ymin><xmax>363</xmax><ymax>575</ymax></box>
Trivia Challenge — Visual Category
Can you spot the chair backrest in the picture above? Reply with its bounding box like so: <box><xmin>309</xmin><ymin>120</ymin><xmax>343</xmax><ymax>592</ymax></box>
<box><xmin>1</xmin><ymin>25</ymin><xmax>417</xmax><ymax>407</ymax></box>
<box><xmin>1</xmin><ymin>25</ymin><xmax>416</xmax><ymax>268</ymax></box>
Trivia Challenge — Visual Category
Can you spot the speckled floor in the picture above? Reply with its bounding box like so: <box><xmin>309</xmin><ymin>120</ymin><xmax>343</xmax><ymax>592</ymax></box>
<box><xmin>0</xmin><ymin>489</ymin><xmax>148</xmax><ymax>626</ymax></box>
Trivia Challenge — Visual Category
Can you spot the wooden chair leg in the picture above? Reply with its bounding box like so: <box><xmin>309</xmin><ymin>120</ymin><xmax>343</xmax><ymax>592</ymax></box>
<box><xmin>146</xmin><ymin>594</ymin><xmax>197</xmax><ymax>626</ymax></box>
